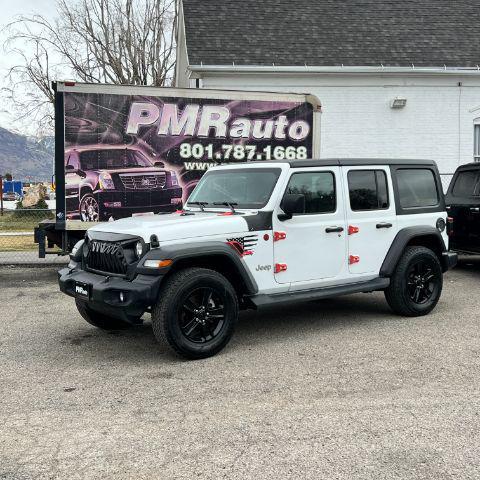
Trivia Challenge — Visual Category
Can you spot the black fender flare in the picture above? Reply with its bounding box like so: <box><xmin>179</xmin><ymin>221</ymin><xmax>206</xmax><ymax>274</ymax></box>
<box><xmin>136</xmin><ymin>241</ymin><xmax>258</xmax><ymax>295</ymax></box>
<box><xmin>380</xmin><ymin>226</ymin><xmax>447</xmax><ymax>277</ymax></box>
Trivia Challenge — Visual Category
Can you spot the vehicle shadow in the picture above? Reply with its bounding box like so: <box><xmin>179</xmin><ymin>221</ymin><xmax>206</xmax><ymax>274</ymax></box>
<box><xmin>455</xmin><ymin>255</ymin><xmax>480</xmax><ymax>273</ymax></box>
<box><xmin>235</xmin><ymin>292</ymin><xmax>394</xmax><ymax>347</ymax></box>
<box><xmin>62</xmin><ymin>292</ymin><xmax>393</xmax><ymax>362</ymax></box>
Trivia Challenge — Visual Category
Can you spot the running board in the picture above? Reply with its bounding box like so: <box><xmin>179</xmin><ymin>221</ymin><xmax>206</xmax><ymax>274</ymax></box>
<box><xmin>250</xmin><ymin>277</ymin><xmax>390</xmax><ymax>308</ymax></box>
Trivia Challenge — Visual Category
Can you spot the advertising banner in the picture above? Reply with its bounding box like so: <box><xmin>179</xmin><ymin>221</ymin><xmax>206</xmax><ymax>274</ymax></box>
<box><xmin>63</xmin><ymin>87</ymin><xmax>315</xmax><ymax>224</ymax></box>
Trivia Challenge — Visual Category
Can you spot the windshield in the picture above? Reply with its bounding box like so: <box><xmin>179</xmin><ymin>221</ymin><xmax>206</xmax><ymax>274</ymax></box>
<box><xmin>188</xmin><ymin>168</ymin><xmax>281</xmax><ymax>209</ymax></box>
<box><xmin>79</xmin><ymin>149</ymin><xmax>152</xmax><ymax>170</ymax></box>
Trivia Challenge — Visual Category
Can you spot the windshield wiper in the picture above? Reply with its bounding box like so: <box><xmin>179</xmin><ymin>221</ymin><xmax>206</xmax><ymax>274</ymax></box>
<box><xmin>188</xmin><ymin>201</ymin><xmax>209</xmax><ymax>212</ymax></box>
<box><xmin>214</xmin><ymin>202</ymin><xmax>238</xmax><ymax>213</ymax></box>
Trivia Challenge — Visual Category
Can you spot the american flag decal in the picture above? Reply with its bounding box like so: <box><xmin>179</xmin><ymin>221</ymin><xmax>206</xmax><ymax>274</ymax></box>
<box><xmin>226</xmin><ymin>235</ymin><xmax>258</xmax><ymax>251</ymax></box>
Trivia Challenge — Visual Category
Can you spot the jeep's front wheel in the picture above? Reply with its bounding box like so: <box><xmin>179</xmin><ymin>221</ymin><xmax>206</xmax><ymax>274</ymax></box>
<box><xmin>151</xmin><ymin>268</ymin><xmax>238</xmax><ymax>359</ymax></box>
<box><xmin>384</xmin><ymin>246</ymin><xmax>443</xmax><ymax>317</ymax></box>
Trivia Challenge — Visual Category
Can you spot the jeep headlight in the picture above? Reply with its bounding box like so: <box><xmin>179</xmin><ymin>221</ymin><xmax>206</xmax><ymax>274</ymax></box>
<box><xmin>70</xmin><ymin>240</ymin><xmax>84</xmax><ymax>260</ymax></box>
<box><xmin>135</xmin><ymin>241</ymin><xmax>144</xmax><ymax>258</ymax></box>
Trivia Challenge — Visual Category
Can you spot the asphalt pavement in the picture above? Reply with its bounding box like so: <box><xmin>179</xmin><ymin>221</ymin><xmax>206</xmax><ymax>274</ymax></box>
<box><xmin>0</xmin><ymin>261</ymin><xmax>479</xmax><ymax>479</ymax></box>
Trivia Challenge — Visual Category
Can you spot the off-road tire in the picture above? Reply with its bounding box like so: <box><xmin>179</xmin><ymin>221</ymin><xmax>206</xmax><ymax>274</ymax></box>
<box><xmin>384</xmin><ymin>246</ymin><xmax>443</xmax><ymax>317</ymax></box>
<box><xmin>75</xmin><ymin>299</ymin><xmax>133</xmax><ymax>330</ymax></box>
<box><xmin>151</xmin><ymin>267</ymin><xmax>238</xmax><ymax>359</ymax></box>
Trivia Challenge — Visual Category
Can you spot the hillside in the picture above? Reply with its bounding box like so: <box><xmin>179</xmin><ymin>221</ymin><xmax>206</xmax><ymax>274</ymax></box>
<box><xmin>0</xmin><ymin>127</ymin><xmax>54</xmax><ymax>182</ymax></box>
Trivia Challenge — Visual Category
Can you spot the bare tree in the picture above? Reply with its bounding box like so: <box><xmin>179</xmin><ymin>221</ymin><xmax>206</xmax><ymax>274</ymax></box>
<box><xmin>3</xmin><ymin>0</ymin><xmax>177</xmax><ymax>133</ymax></box>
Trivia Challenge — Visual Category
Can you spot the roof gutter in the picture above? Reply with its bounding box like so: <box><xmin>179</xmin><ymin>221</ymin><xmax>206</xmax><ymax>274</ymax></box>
<box><xmin>188</xmin><ymin>64</ymin><xmax>480</xmax><ymax>77</ymax></box>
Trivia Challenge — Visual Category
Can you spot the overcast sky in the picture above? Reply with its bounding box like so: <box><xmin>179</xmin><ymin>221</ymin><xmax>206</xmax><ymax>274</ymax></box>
<box><xmin>0</xmin><ymin>0</ymin><xmax>57</xmax><ymax>136</ymax></box>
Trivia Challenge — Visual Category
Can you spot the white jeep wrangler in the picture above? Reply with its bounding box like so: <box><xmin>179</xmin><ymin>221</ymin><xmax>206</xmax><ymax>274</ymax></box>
<box><xmin>59</xmin><ymin>159</ymin><xmax>457</xmax><ymax>359</ymax></box>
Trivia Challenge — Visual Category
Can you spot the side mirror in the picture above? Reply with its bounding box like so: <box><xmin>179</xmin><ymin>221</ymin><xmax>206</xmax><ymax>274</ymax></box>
<box><xmin>278</xmin><ymin>194</ymin><xmax>305</xmax><ymax>220</ymax></box>
<box><xmin>154</xmin><ymin>161</ymin><xmax>165</xmax><ymax>168</ymax></box>
<box><xmin>65</xmin><ymin>165</ymin><xmax>86</xmax><ymax>178</ymax></box>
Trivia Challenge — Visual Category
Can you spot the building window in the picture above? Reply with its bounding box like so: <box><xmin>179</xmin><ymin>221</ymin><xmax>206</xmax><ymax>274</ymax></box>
<box><xmin>475</xmin><ymin>124</ymin><xmax>480</xmax><ymax>162</ymax></box>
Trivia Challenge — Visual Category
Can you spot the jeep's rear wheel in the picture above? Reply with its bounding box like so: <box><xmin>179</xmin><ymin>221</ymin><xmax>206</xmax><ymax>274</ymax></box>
<box><xmin>151</xmin><ymin>268</ymin><xmax>238</xmax><ymax>359</ymax></box>
<box><xmin>384</xmin><ymin>246</ymin><xmax>443</xmax><ymax>316</ymax></box>
<box><xmin>75</xmin><ymin>299</ymin><xmax>133</xmax><ymax>330</ymax></box>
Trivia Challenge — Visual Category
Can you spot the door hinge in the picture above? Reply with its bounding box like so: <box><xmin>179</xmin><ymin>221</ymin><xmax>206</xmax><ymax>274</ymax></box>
<box><xmin>274</xmin><ymin>263</ymin><xmax>288</xmax><ymax>273</ymax></box>
<box><xmin>349</xmin><ymin>255</ymin><xmax>360</xmax><ymax>265</ymax></box>
<box><xmin>274</xmin><ymin>231</ymin><xmax>287</xmax><ymax>242</ymax></box>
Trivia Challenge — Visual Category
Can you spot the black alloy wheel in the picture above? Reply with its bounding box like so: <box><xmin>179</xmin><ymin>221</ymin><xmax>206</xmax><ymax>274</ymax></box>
<box><xmin>406</xmin><ymin>259</ymin><xmax>440</xmax><ymax>304</ymax></box>
<box><xmin>180</xmin><ymin>287</ymin><xmax>226</xmax><ymax>343</ymax></box>
<box><xmin>151</xmin><ymin>267</ymin><xmax>238</xmax><ymax>359</ymax></box>
<box><xmin>384</xmin><ymin>246</ymin><xmax>443</xmax><ymax>317</ymax></box>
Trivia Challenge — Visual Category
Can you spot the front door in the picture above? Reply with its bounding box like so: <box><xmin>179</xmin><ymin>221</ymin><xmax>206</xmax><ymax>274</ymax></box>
<box><xmin>272</xmin><ymin>167</ymin><xmax>347</xmax><ymax>285</ymax></box>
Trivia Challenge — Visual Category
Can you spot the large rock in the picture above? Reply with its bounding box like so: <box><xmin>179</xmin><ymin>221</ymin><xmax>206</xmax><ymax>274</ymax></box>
<box><xmin>22</xmin><ymin>184</ymin><xmax>47</xmax><ymax>208</ymax></box>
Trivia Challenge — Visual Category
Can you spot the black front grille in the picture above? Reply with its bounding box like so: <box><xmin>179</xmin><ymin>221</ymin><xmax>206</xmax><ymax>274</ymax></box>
<box><xmin>85</xmin><ymin>240</ymin><xmax>128</xmax><ymax>275</ymax></box>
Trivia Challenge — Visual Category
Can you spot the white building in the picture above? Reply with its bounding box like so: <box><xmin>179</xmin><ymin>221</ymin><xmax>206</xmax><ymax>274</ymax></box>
<box><xmin>176</xmin><ymin>0</ymin><xmax>480</xmax><ymax>190</ymax></box>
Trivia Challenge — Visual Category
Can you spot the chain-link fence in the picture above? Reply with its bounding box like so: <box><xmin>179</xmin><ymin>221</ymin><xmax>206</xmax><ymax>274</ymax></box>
<box><xmin>0</xmin><ymin>208</ymin><xmax>68</xmax><ymax>265</ymax></box>
<box><xmin>440</xmin><ymin>174</ymin><xmax>454</xmax><ymax>194</ymax></box>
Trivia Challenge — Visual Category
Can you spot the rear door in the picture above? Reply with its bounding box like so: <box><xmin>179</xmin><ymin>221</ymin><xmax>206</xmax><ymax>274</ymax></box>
<box><xmin>343</xmin><ymin>166</ymin><xmax>398</xmax><ymax>275</ymax></box>
<box><xmin>446</xmin><ymin>169</ymin><xmax>480</xmax><ymax>252</ymax></box>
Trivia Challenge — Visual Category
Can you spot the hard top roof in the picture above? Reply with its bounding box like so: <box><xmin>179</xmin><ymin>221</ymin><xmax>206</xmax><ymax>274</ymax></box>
<box><xmin>286</xmin><ymin>158</ymin><xmax>437</xmax><ymax>168</ymax></box>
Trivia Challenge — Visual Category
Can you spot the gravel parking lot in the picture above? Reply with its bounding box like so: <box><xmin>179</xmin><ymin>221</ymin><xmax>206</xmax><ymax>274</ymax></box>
<box><xmin>0</xmin><ymin>262</ymin><xmax>479</xmax><ymax>479</ymax></box>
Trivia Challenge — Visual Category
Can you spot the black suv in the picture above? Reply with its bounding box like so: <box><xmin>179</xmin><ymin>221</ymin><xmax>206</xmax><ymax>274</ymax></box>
<box><xmin>65</xmin><ymin>145</ymin><xmax>183</xmax><ymax>221</ymax></box>
<box><xmin>446</xmin><ymin>163</ymin><xmax>480</xmax><ymax>253</ymax></box>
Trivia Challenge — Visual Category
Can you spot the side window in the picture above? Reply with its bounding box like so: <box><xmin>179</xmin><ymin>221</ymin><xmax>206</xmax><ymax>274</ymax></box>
<box><xmin>397</xmin><ymin>169</ymin><xmax>439</xmax><ymax>208</ymax></box>
<box><xmin>284</xmin><ymin>171</ymin><xmax>336</xmax><ymax>214</ymax></box>
<box><xmin>348</xmin><ymin>170</ymin><xmax>389</xmax><ymax>211</ymax></box>
<box><xmin>452</xmin><ymin>170</ymin><xmax>479</xmax><ymax>197</ymax></box>
<box><xmin>65</xmin><ymin>153</ymin><xmax>79</xmax><ymax>170</ymax></box>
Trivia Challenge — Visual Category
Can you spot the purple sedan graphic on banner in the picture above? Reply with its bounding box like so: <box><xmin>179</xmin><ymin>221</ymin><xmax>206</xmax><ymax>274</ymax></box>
<box><xmin>62</xmin><ymin>85</ymin><xmax>317</xmax><ymax>223</ymax></box>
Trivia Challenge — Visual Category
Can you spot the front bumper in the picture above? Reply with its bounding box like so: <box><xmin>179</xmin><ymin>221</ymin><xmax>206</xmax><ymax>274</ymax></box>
<box><xmin>58</xmin><ymin>267</ymin><xmax>162</xmax><ymax>322</ymax></box>
<box><xmin>441</xmin><ymin>251</ymin><xmax>458</xmax><ymax>272</ymax></box>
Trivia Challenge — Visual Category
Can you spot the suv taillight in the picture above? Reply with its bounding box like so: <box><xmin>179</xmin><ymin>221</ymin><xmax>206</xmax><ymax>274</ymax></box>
<box><xmin>447</xmin><ymin>216</ymin><xmax>454</xmax><ymax>236</ymax></box>
<box><xmin>170</xmin><ymin>171</ymin><xmax>179</xmax><ymax>186</ymax></box>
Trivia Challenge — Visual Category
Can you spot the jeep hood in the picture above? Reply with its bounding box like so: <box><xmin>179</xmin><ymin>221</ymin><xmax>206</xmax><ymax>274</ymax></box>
<box><xmin>88</xmin><ymin>211</ymin><xmax>256</xmax><ymax>243</ymax></box>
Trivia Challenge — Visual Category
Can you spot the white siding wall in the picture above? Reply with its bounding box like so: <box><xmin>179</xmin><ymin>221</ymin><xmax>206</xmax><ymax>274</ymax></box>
<box><xmin>197</xmin><ymin>72</ymin><xmax>480</xmax><ymax>186</ymax></box>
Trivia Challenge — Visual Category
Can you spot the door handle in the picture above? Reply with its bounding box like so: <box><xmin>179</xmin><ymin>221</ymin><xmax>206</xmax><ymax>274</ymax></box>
<box><xmin>325</xmin><ymin>226</ymin><xmax>344</xmax><ymax>233</ymax></box>
<box><xmin>376</xmin><ymin>222</ymin><xmax>393</xmax><ymax>229</ymax></box>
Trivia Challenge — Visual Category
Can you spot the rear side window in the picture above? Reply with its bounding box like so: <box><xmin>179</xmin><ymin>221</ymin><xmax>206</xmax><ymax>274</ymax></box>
<box><xmin>285</xmin><ymin>171</ymin><xmax>336</xmax><ymax>214</ymax></box>
<box><xmin>397</xmin><ymin>169</ymin><xmax>439</xmax><ymax>208</ymax></box>
<box><xmin>348</xmin><ymin>170</ymin><xmax>389</xmax><ymax>211</ymax></box>
<box><xmin>452</xmin><ymin>170</ymin><xmax>479</xmax><ymax>197</ymax></box>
